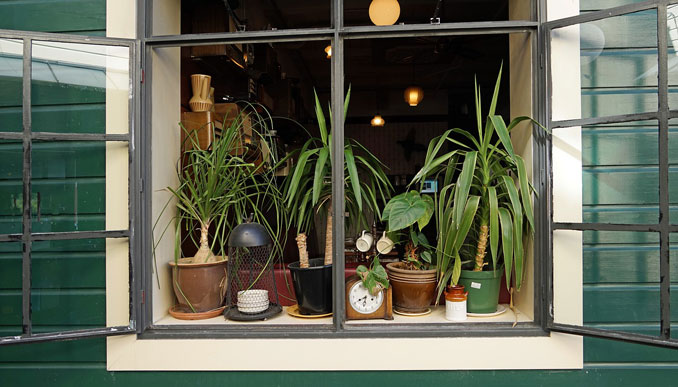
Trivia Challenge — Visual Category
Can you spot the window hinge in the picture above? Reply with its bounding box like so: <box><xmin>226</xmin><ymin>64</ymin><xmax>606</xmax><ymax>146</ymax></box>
<box><xmin>141</xmin><ymin>69</ymin><xmax>145</xmax><ymax>84</ymax></box>
<box><xmin>540</xmin><ymin>53</ymin><xmax>544</xmax><ymax>69</ymax></box>
<box><xmin>141</xmin><ymin>290</ymin><xmax>145</xmax><ymax>304</ymax></box>
<box><xmin>139</xmin><ymin>178</ymin><xmax>144</xmax><ymax>193</ymax></box>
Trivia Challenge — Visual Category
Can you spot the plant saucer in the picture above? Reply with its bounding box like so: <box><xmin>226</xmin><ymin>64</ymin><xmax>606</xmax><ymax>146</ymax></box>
<box><xmin>393</xmin><ymin>307</ymin><xmax>432</xmax><ymax>317</ymax></box>
<box><xmin>169</xmin><ymin>305</ymin><xmax>226</xmax><ymax>320</ymax></box>
<box><xmin>286</xmin><ymin>304</ymin><xmax>332</xmax><ymax>319</ymax></box>
<box><xmin>467</xmin><ymin>304</ymin><xmax>507</xmax><ymax>317</ymax></box>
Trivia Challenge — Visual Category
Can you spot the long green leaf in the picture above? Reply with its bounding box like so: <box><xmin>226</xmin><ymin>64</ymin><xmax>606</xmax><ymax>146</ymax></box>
<box><xmin>453</xmin><ymin>195</ymin><xmax>480</xmax><ymax>252</ymax></box>
<box><xmin>286</xmin><ymin>146</ymin><xmax>317</xmax><ymax>206</ymax></box>
<box><xmin>454</xmin><ymin>151</ymin><xmax>477</xmax><ymax>225</ymax></box>
<box><xmin>344</xmin><ymin>144</ymin><xmax>362</xmax><ymax>211</ymax></box>
<box><xmin>313</xmin><ymin>89</ymin><xmax>327</xmax><ymax>146</ymax></box>
<box><xmin>501</xmin><ymin>175</ymin><xmax>522</xmax><ymax>221</ymax></box>
<box><xmin>490</xmin><ymin>115</ymin><xmax>516</xmax><ymax>162</ymax></box>
<box><xmin>498</xmin><ymin>207</ymin><xmax>514</xmax><ymax>292</ymax></box>
<box><xmin>513</xmin><ymin>213</ymin><xmax>524</xmax><ymax>291</ymax></box>
<box><xmin>516</xmin><ymin>155</ymin><xmax>534</xmax><ymax>231</ymax></box>
<box><xmin>312</xmin><ymin>148</ymin><xmax>329</xmax><ymax>205</ymax></box>
<box><xmin>488</xmin><ymin>186</ymin><xmax>499</xmax><ymax>271</ymax></box>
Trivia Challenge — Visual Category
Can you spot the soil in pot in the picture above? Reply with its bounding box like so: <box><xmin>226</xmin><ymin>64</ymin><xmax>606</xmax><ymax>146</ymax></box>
<box><xmin>385</xmin><ymin>262</ymin><xmax>437</xmax><ymax>314</ymax></box>
<box><xmin>458</xmin><ymin>269</ymin><xmax>501</xmax><ymax>314</ymax></box>
<box><xmin>288</xmin><ymin>257</ymin><xmax>332</xmax><ymax>315</ymax></box>
<box><xmin>169</xmin><ymin>257</ymin><xmax>228</xmax><ymax>316</ymax></box>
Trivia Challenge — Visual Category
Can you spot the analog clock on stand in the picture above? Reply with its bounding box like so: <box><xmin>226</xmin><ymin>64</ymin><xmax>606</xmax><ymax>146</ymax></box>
<box><xmin>345</xmin><ymin>274</ymin><xmax>393</xmax><ymax>320</ymax></box>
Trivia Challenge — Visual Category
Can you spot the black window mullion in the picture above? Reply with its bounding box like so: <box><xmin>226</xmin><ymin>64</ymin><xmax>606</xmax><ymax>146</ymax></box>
<box><xmin>657</xmin><ymin>1</ymin><xmax>671</xmax><ymax>340</ymax></box>
<box><xmin>21</xmin><ymin>37</ymin><xmax>33</xmax><ymax>336</ymax></box>
<box><xmin>331</xmin><ymin>0</ymin><xmax>345</xmax><ymax>332</ymax></box>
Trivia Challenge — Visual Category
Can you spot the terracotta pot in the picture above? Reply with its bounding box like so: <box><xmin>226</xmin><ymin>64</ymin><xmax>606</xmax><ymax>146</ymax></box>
<box><xmin>386</xmin><ymin>262</ymin><xmax>437</xmax><ymax>314</ymax></box>
<box><xmin>169</xmin><ymin>257</ymin><xmax>228</xmax><ymax>314</ymax></box>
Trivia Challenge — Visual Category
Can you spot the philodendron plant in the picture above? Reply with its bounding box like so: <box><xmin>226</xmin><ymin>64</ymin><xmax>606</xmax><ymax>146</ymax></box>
<box><xmin>356</xmin><ymin>256</ymin><xmax>389</xmax><ymax>296</ymax></box>
<box><xmin>284</xmin><ymin>87</ymin><xmax>393</xmax><ymax>267</ymax></box>
<box><xmin>412</xmin><ymin>65</ymin><xmax>542</xmax><ymax>300</ymax></box>
<box><xmin>382</xmin><ymin>191</ymin><xmax>435</xmax><ymax>270</ymax></box>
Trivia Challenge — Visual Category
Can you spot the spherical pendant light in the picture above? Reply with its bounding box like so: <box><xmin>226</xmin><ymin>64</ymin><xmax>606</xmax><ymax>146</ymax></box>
<box><xmin>404</xmin><ymin>86</ymin><xmax>424</xmax><ymax>107</ymax></box>
<box><xmin>371</xmin><ymin>115</ymin><xmax>385</xmax><ymax>127</ymax></box>
<box><xmin>369</xmin><ymin>0</ymin><xmax>400</xmax><ymax>26</ymax></box>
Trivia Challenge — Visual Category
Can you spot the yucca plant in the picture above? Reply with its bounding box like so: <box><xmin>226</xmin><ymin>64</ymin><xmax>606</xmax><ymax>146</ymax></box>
<box><xmin>284</xmin><ymin>87</ymin><xmax>392</xmax><ymax>267</ymax></box>
<box><xmin>411</xmin><ymin>65</ymin><xmax>541</xmax><ymax>300</ymax></box>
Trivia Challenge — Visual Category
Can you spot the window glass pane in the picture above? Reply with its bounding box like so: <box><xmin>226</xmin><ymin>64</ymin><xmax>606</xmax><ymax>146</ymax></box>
<box><xmin>0</xmin><ymin>139</ymin><xmax>23</xmax><ymax>235</ymax></box>
<box><xmin>175</xmin><ymin>0</ymin><xmax>330</xmax><ymax>35</ymax></box>
<box><xmin>152</xmin><ymin>42</ymin><xmax>333</xmax><ymax>325</ymax></box>
<box><xmin>0</xmin><ymin>39</ymin><xmax>23</xmax><ymax>133</ymax></box>
<box><xmin>550</xmin><ymin>10</ymin><xmax>659</xmax><ymax>122</ymax></box>
<box><xmin>581</xmin><ymin>1</ymin><xmax>652</xmax><ymax>14</ymax></box>
<box><xmin>344</xmin><ymin>0</ymin><xmax>524</xmax><ymax>27</ymax></box>
<box><xmin>0</xmin><ymin>242</ymin><xmax>23</xmax><ymax>337</ymax></box>
<box><xmin>668</xmin><ymin>4</ymin><xmax>678</xmax><ymax>111</ymax></box>
<box><xmin>31</xmin><ymin>41</ymin><xmax>129</xmax><ymax>134</ymax></box>
<box><xmin>29</xmin><ymin>238</ymin><xmax>126</xmax><ymax>334</ymax></box>
<box><xmin>30</xmin><ymin>141</ymin><xmax>128</xmax><ymax>233</ymax></box>
<box><xmin>555</xmin><ymin>231</ymin><xmax>662</xmax><ymax>338</ymax></box>
<box><xmin>553</xmin><ymin>122</ymin><xmax>660</xmax><ymax>224</ymax></box>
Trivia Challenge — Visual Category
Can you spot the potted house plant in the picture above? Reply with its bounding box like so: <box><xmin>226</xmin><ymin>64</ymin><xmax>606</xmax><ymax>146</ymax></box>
<box><xmin>381</xmin><ymin>190</ymin><xmax>438</xmax><ymax>314</ymax></box>
<box><xmin>413</xmin><ymin>65</ymin><xmax>540</xmax><ymax>314</ymax></box>
<box><xmin>158</xmin><ymin>106</ymin><xmax>286</xmax><ymax>319</ymax></box>
<box><xmin>284</xmin><ymin>87</ymin><xmax>392</xmax><ymax>315</ymax></box>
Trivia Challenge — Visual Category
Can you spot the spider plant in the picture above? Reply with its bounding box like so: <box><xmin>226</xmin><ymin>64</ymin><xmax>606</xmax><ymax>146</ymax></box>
<box><xmin>411</xmin><ymin>65</ymin><xmax>542</xmax><ymax>300</ymax></box>
<box><xmin>284</xmin><ymin>86</ymin><xmax>393</xmax><ymax>267</ymax></box>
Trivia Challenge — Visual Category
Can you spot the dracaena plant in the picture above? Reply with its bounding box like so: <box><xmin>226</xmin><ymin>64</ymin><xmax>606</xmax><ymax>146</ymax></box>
<box><xmin>411</xmin><ymin>65</ymin><xmax>542</xmax><ymax>300</ymax></box>
<box><xmin>284</xmin><ymin>86</ymin><xmax>393</xmax><ymax>268</ymax></box>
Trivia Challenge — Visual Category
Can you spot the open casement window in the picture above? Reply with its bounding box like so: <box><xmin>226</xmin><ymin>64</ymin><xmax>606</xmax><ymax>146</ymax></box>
<box><xmin>0</xmin><ymin>30</ymin><xmax>140</xmax><ymax>345</ymax></box>
<box><xmin>545</xmin><ymin>0</ymin><xmax>678</xmax><ymax>349</ymax></box>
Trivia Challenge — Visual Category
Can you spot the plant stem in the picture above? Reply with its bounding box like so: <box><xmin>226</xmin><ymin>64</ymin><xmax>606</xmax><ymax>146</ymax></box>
<box><xmin>324</xmin><ymin>204</ymin><xmax>333</xmax><ymax>266</ymax></box>
<box><xmin>473</xmin><ymin>223</ymin><xmax>489</xmax><ymax>271</ymax></box>
<box><xmin>193</xmin><ymin>222</ymin><xmax>216</xmax><ymax>263</ymax></box>
<box><xmin>296</xmin><ymin>233</ymin><xmax>309</xmax><ymax>268</ymax></box>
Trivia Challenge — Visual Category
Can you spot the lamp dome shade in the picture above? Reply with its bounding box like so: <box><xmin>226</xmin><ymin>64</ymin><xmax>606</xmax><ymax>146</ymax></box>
<box><xmin>369</xmin><ymin>0</ymin><xmax>400</xmax><ymax>26</ymax></box>
<box><xmin>371</xmin><ymin>115</ymin><xmax>385</xmax><ymax>126</ymax></box>
<box><xmin>404</xmin><ymin>86</ymin><xmax>424</xmax><ymax>106</ymax></box>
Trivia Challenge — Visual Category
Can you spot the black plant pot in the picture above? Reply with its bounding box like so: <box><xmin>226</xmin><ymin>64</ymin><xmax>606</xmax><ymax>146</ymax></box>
<box><xmin>288</xmin><ymin>258</ymin><xmax>332</xmax><ymax>315</ymax></box>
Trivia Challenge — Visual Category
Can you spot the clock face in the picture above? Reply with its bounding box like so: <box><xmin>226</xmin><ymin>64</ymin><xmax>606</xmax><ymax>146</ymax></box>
<box><xmin>348</xmin><ymin>281</ymin><xmax>384</xmax><ymax>314</ymax></box>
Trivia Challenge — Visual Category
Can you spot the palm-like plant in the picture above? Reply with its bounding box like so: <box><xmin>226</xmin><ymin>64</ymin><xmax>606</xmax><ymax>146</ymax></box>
<box><xmin>412</xmin><ymin>65</ymin><xmax>540</xmax><ymax>299</ymax></box>
<box><xmin>284</xmin><ymin>87</ymin><xmax>392</xmax><ymax>267</ymax></box>
<box><xmin>158</xmin><ymin>106</ymin><xmax>286</xmax><ymax>264</ymax></box>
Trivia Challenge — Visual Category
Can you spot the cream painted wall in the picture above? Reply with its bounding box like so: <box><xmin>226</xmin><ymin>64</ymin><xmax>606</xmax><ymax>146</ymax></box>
<box><xmin>509</xmin><ymin>0</ymin><xmax>535</xmax><ymax>320</ymax></box>
<box><xmin>105</xmin><ymin>0</ymin><xmax>584</xmax><ymax>370</ymax></box>
<box><xmin>149</xmin><ymin>0</ymin><xmax>182</xmax><ymax>323</ymax></box>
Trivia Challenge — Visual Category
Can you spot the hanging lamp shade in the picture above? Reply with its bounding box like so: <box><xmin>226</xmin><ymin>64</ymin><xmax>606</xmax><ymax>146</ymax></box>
<box><xmin>371</xmin><ymin>115</ymin><xmax>385</xmax><ymax>127</ymax></box>
<box><xmin>324</xmin><ymin>45</ymin><xmax>332</xmax><ymax>59</ymax></box>
<box><xmin>404</xmin><ymin>86</ymin><xmax>424</xmax><ymax>107</ymax></box>
<box><xmin>369</xmin><ymin>0</ymin><xmax>400</xmax><ymax>26</ymax></box>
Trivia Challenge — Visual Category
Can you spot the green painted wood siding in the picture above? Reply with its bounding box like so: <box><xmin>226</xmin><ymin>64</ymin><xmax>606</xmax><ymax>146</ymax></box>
<box><xmin>1</xmin><ymin>1</ymin><xmax>677</xmax><ymax>386</ymax></box>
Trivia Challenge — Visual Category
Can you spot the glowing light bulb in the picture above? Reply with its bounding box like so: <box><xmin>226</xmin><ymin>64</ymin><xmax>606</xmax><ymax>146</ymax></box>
<box><xmin>369</xmin><ymin>0</ymin><xmax>400</xmax><ymax>26</ymax></box>
<box><xmin>371</xmin><ymin>115</ymin><xmax>385</xmax><ymax>127</ymax></box>
<box><xmin>325</xmin><ymin>45</ymin><xmax>332</xmax><ymax>59</ymax></box>
<box><xmin>404</xmin><ymin>86</ymin><xmax>424</xmax><ymax>106</ymax></box>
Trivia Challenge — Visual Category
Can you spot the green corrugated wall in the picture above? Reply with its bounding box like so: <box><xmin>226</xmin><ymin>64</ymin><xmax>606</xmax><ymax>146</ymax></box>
<box><xmin>1</xmin><ymin>0</ymin><xmax>677</xmax><ymax>385</ymax></box>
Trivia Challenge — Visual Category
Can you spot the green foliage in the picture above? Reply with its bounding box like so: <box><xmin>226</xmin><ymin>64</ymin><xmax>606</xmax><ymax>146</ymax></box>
<box><xmin>382</xmin><ymin>191</ymin><xmax>434</xmax><ymax>232</ymax></box>
<box><xmin>154</xmin><ymin>104</ymin><xmax>286</xmax><ymax>264</ymax></box>
<box><xmin>356</xmin><ymin>256</ymin><xmax>389</xmax><ymax>296</ymax></box>
<box><xmin>283</xmin><ymin>87</ymin><xmax>393</xmax><ymax>234</ymax></box>
<box><xmin>412</xmin><ymin>64</ymin><xmax>543</xmax><ymax>299</ymax></box>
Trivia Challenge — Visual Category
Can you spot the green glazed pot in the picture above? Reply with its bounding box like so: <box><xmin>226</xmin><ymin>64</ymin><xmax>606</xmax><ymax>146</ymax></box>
<box><xmin>458</xmin><ymin>269</ymin><xmax>501</xmax><ymax>314</ymax></box>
